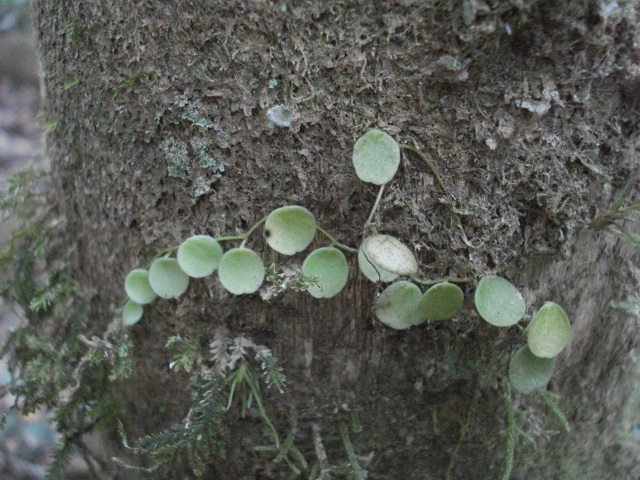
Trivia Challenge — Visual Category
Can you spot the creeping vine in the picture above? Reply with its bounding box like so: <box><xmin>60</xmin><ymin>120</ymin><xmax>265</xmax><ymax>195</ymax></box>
<box><xmin>0</xmin><ymin>130</ymin><xmax>576</xmax><ymax>478</ymax></box>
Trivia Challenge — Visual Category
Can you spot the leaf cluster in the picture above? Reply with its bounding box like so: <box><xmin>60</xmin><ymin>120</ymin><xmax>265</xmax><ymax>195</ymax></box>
<box><xmin>0</xmin><ymin>168</ymin><xmax>133</xmax><ymax>479</ymax></box>
<box><xmin>592</xmin><ymin>175</ymin><xmax>640</xmax><ymax>249</ymax></box>
<box><xmin>122</xmin><ymin>204</ymin><xmax>356</xmax><ymax>326</ymax></box>
<box><xmin>115</xmin><ymin>373</ymin><xmax>226</xmax><ymax>476</ymax></box>
<box><xmin>262</xmin><ymin>263</ymin><xmax>321</xmax><ymax>300</ymax></box>
<box><xmin>116</xmin><ymin>334</ymin><xmax>289</xmax><ymax>475</ymax></box>
<box><xmin>308</xmin><ymin>420</ymin><xmax>372</xmax><ymax>480</ymax></box>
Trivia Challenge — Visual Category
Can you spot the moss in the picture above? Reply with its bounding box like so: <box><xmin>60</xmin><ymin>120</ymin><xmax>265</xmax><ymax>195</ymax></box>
<box><xmin>27</xmin><ymin>0</ymin><xmax>640</xmax><ymax>477</ymax></box>
<box><xmin>112</xmin><ymin>70</ymin><xmax>156</xmax><ymax>97</ymax></box>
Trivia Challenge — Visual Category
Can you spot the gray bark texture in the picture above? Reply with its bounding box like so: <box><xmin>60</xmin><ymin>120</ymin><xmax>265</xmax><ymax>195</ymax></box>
<box><xmin>31</xmin><ymin>0</ymin><xmax>640</xmax><ymax>478</ymax></box>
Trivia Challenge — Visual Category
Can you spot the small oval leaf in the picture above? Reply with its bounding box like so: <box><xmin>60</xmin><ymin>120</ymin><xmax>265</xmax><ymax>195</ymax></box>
<box><xmin>125</xmin><ymin>269</ymin><xmax>158</xmax><ymax>305</ymax></box>
<box><xmin>264</xmin><ymin>205</ymin><xmax>317</xmax><ymax>255</ymax></box>
<box><xmin>149</xmin><ymin>258</ymin><xmax>190</xmax><ymax>299</ymax></box>
<box><xmin>301</xmin><ymin>247</ymin><xmax>349</xmax><ymax>298</ymax></box>
<box><xmin>177</xmin><ymin>235</ymin><xmax>224</xmax><ymax>278</ymax></box>
<box><xmin>474</xmin><ymin>276</ymin><xmax>525</xmax><ymax>327</ymax></box>
<box><xmin>352</xmin><ymin>129</ymin><xmax>401</xmax><ymax>185</ymax></box>
<box><xmin>218</xmin><ymin>248</ymin><xmax>265</xmax><ymax>295</ymax></box>
<box><xmin>122</xmin><ymin>300</ymin><xmax>143</xmax><ymax>327</ymax></box>
<box><xmin>526</xmin><ymin>302</ymin><xmax>571</xmax><ymax>358</ymax></box>
<box><xmin>357</xmin><ymin>246</ymin><xmax>398</xmax><ymax>283</ymax></box>
<box><xmin>374</xmin><ymin>281</ymin><xmax>421</xmax><ymax>330</ymax></box>
<box><xmin>412</xmin><ymin>282</ymin><xmax>464</xmax><ymax>324</ymax></box>
<box><xmin>362</xmin><ymin>235</ymin><xmax>418</xmax><ymax>276</ymax></box>
<box><xmin>509</xmin><ymin>345</ymin><xmax>557</xmax><ymax>394</ymax></box>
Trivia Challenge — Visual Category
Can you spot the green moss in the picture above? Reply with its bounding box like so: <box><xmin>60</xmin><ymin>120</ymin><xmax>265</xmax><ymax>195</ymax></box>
<box><xmin>112</xmin><ymin>70</ymin><xmax>156</xmax><ymax>97</ymax></box>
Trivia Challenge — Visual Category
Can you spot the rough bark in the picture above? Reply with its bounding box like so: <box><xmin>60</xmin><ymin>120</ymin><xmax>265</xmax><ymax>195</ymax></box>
<box><xmin>31</xmin><ymin>0</ymin><xmax>639</xmax><ymax>478</ymax></box>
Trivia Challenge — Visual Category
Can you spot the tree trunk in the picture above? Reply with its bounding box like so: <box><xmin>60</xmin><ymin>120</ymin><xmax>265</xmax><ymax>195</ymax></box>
<box><xmin>29</xmin><ymin>0</ymin><xmax>640</xmax><ymax>478</ymax></box>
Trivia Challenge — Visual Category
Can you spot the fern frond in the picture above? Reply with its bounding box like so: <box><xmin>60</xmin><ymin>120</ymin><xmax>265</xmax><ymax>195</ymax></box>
<box><xmin>228</xmin><ymin>337</ymin><xmax>251</xmax><ymax>369</ymax></box>
<box><xmin>117</xmin><ymin>373</ymin><xmax>227</xmax><ymax>473</ymax></box>
<box><xmin>255</xmin><ymin>346</ymin><xmax>286</xmax><ymax>393</ymax></box>
<box><xmin>45</xmin><ymin>440</ymin><xmax>75</xmax><ymax>480</ymax></box>
<box><xmin>539</xmin><ymin>389</ymin><xmax>571</xmax><ymax>433</ymax></box>
<box><xmin>209</xmin><ymin>333</ymin><xmax>231</xmax><ymax>373</ymax></box>
<box><xmin>166</xmin><ymin>335</ymin><xmax>201</xmax><ymax>372</ymax></box>
<box><xmin>339</xmin><ymin>421</ymin><xmax>370</xmax><ymax>480</ymax></box>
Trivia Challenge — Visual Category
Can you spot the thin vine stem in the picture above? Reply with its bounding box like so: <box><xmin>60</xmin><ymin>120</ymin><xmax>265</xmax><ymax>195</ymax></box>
<box><xmin>410</xmin><ymin>275</ymin><xmax>472</xmax><ymax>285</ymax></box>
<box><xmin>365</xmin><ymin>184</ymin><xmax>385</xmax><ymax>228</ymax></box>
<box><xmin>400</xmin><ymin>144</ymin><xmax>447</xmax><ymax>194</ymax></box>
<box><xmin>215</xmin><ymin>235</ymin><xmax>247</xmax><ymax>242</ymax></box>
<box><xmin>145</xmin><ymin>219</ymin><xmax>265</xmax><ymax>272</ymax></box>
<box><xmin>149</xmin><ymin>217</ymin><xmax>268</xmax><ymax>265</ymax></box>
<box><xmin>317</xmin><ymin>225</ymin><xmax>358</xmax><ymax>253</ymax></box>
<box><xmin>150</xmin><ymin>246</ymin><xmax>178</xmax><ymax>262</ymax></box>
<box><xmin>240</xmin><ymin>216</ymin><xmax>267</xmax><ymax>248</ymax></box>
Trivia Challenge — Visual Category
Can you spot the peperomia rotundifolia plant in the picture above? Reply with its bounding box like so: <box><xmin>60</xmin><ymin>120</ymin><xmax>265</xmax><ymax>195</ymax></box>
<box><xmin>122</xmin><ymin>129</ymin><xmax>572</xmax><ymax>395</ymax></box>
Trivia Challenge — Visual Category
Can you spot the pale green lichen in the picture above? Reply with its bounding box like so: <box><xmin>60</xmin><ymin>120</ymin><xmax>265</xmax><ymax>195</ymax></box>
<box><xmin>174</xmin><ymin>94</ymin><xmax>214</xmax><ymax>129</ymax></box>
<box><xmin>161</xmin><ymin>136</ymin><xmax>224</xmax><ymax>196</ymax></box>
<box><xmin>191</xmin><ymin>137</ymin><xmax>225</xmax><ymax>173</ymax></box>
<box><xmin>161</xmin><ymin>137</ymin><xmax>190</xmax><ymax>179</ymax></box>
<box><xmin>193</xmin><ymin>175</ymin><xmax>212</xmax><ymax>198</ymax></box>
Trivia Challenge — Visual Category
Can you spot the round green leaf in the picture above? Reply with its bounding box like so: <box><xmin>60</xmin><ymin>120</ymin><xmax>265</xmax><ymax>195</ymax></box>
<box><xmin>474</xmin><ymin>276</ymin><xmax>525</xmax><ymax>327</ymax></box>
<box><xmin>361</xmin><ymin>235</ymin><xmax>418</xmax><ymax>276</ymax></box>
<box><xmin>177</xmin><ymin>235</ymin><xmax>223</xmax><ymax>278</ymax></box>
<box><xmin>124</xmin><ymin>269</ymin><xmax>157</xmax><ymax>304</ymax></box>
<box><xmin>218</xmin><ymin>248</ymin><xmax>265</xmax><ymax>295</ymax></box>
<box><xmin>374</xmin><ymin>281</ymin><xmax>421</xmax><ymax>330</ymax></box>
<box><xmin>526</xmin><ymin>302</ymin><xmax>571</xmax><ymax>358</ymax></box>
<box><xmin>149</xmin><ymin>258</ymin><xmax>190</xmax><ymax>299</ymax></box>
<box><xmin>357</xmin><ymin>246</ymin><xmax>398</xmax><ymax>283</ymax></box>
<box><xmin>412</xmin><ymin>282</ymin><xmax>464</xmax><ymax>324</ymax></box>
<box><xmin>122</xmin><ymin>300</ymin><xmax>143</xmax><ymax>327</ymax></box>
<box><xmin>352</xmin><ymin>129</ymin><xmax>400</xmax><ymax>185</ymax></box>
<box><xmin>301</xmin><ymin>247</ymin><xmax>349</xmax><ymax>298</ymax></box>
<box><xmin>509</xmin><ymin>345</ymin><xmax>557</xmax><ymax>394</ymax></box>
<box><xmin>264</xmin><ymin>205</ymin><xmax>317</xmax><ymax>255</ymax></box>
